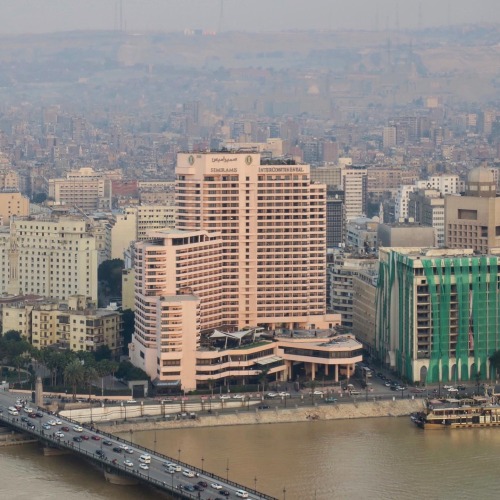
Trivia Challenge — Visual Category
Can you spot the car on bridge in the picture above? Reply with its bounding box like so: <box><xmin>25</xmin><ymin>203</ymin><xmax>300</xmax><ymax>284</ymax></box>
<box><xmin>124</xmin><ymin>459</ymin><xmax>133</xmax><ymax>467</ymax></box>
<box><xmin>73</xmin><ymin>425</ymin><xmax>83</xmax><ymax>432</ymax></box>
<box><xmin>182</xmin><ymin>469</ymin><xmax>195</xmax><ymax>478</ymax></box>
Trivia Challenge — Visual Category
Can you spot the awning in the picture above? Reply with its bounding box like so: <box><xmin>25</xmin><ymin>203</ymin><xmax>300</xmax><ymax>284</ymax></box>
<box><xmin>255</xmin><ymin>355</ymin><xmax>283</xmax><ymax>366</ymax></box>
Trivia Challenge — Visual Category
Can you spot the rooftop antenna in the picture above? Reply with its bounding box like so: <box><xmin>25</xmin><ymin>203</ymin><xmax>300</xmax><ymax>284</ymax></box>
<box><xmin>218</xmin><ymin>0</ymin><xmax>224</xmax><ymax>33</ymax></box>
<box><xmin>120</xmin><ymin>0</ymin><xmax>124</xmax><ymax>31</ymax></box>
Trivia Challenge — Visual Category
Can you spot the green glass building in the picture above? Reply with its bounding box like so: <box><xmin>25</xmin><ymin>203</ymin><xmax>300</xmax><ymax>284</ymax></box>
<box><xmin>376</xmin><ymin>247</ymin><xmax>500</xmax><ymax>384</ymax></box>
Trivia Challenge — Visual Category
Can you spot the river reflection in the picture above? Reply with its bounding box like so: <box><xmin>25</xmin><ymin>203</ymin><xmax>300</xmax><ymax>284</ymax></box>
<box><xmin>128</xmin><ymin>417</ymin><xmax>500</xmax><ymax>500</ymax></box>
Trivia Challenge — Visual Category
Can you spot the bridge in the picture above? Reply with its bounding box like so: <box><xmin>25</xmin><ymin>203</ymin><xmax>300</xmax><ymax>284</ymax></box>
<box><xmin>0</xmin><ymin>391</ymin><xmax>276</xmax><ymax>500</ymax></box>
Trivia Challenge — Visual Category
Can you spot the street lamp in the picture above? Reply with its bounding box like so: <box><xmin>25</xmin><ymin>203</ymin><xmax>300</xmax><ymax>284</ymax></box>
<box><xmin>201</xmin><ymin>456</ymin><xmax>204</xmax><ymax>473</ymax></box>
<box><xmin>178</xmin><ymin>448</ymin><xmax>181</xmax><ymax>462</ymax></box>
<box><xmin>254</xmin><ymin>476</ymin><xmax>257</xmax><ymax>491</ymax></box>
<box><xmin>226</xmin><ymin>458</ymin><xmax>229</xmax><ymax>481</ymax></box>
<box><xmin>283</xmin><ymin>486</ymin><xmax>286</xmax><ymax>500</ymax></box>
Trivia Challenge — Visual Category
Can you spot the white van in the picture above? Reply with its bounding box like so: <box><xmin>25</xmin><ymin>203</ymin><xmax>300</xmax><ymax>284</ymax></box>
<box><xmin>8</xmin><ymin>407</ymin><xmax>19</xmax><ymax>416</ymax></box>
<box><xmin>139</xmin><ymin>454</ymin><xmax>151</xmax><ymax>464</ymax></box>
<box><xmin>236</xmin><ymin>490</ymin><xmax>249</xmax><ymax>498</ymax></box>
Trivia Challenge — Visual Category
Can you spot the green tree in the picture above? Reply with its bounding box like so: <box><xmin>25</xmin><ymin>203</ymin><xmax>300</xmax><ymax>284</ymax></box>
<box><xmin>94</xmin><ymin>345</ymin><xmax>112</xmax><ymax>362</ymax></box>
<box><xmin>64</xmin><ymin>359</ymin><xmax>84</xmax><ymax>400</ymax></box>
<box><xmin>122</xmin><ymin>309</ymin><xmax>135</xmax><ymax>354</ymax></box>
<box><xmin>98</xmin><ymin>259</ymin><xmax>124</xmax><ymax>305</ymax></box>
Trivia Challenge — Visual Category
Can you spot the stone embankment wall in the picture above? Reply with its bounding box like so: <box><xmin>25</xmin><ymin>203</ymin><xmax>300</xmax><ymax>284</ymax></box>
<box><xmin>100</xmin><ymin>399</ymin><xmax>425</xmax><ymax>434</ymax></box>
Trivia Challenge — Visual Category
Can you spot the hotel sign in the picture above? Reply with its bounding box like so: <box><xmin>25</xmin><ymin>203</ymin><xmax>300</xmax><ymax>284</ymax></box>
<box><xmin>258</xmin><ymin>166</ymin><xmax>306</xmax><ymax>173</ymax></box>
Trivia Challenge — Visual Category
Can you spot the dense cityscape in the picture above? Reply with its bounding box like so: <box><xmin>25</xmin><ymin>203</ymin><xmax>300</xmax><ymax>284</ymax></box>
<box><xmin>2</xmin><ymin>3</ymin><xmax>500</xmax><ymax>499</ymax></box>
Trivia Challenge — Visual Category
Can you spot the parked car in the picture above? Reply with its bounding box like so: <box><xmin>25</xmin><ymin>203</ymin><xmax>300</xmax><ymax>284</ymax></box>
<box><xmin>324</xmin><ymin>397</ymin><xmax>338</xmax><ymax>404</ymax></box>
<box><xmin>257</xmin><ymin>404</ymin><xmax>270</xmax><ymax>410</ymax></box>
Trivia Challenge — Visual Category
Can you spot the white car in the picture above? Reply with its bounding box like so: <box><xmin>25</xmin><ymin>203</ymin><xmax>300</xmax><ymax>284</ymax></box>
<box><xmin>278</xmin><ymin>392</ymin><xmax>290</xmax><ymax>397</ymax></box>
<box><xmin>266</xmin><ymin>392</ymin><xmax>278</xmax><ymax>398</ymax></box>
<box><xmin>72</xmin><ymin>425</ymin><xmax>83</xmax><ymax>432</ymax></box>
<box><xmin>311</xmin><ymin>390</ymin><xmax>324</xmax><ymax>396</ymax></box>
<box><xmin>55</xmin><ymin>419</ymin><xmax>62</xmax><ymax>425</ymax></box>
<box><xmin>139</xmin><ymin>454</ymin><xmax>151</xmax><ymax>463</ymax></box>
<box><xmin>55</xmin><ymin>431</ymin><xmax>64</xmax><ymax>438</ymax></box>
<box><xmin>211</xmin><ymin>483</ymin><xmax>222</xmax><ymax>490</ymax></box>
<box><xmin>220</xmin><ymin>394</ymin><xmax>231</xmax><ymax>400</ymax></box>
<box><xmin>232</xmin><ymin>394</ymin><xmax>244</xmax><ymax>399</ymax></box>
<box><xmin>165</xmin><ymin>467</ymin><xmax>176</xmax><ymax>474</ymax></box>
<box><xmin>139</xmin><ymin>463</ymin><xmax>149</xmax><ymax>470</ymax></box>
<box><xmin>47</xmin><ymin>419</ymin><xmax>56</xmax><ymax>426</ymax></box>
<box><xmin>123</xmin><ymin>459</ymin><xmax>134</xmax><ymax>467</ymax></box>
<box><xmin>447</xmin><ymin>387</ymin><xmax>459</xmax><ymax>392</ymax></box>
<box><xmin>236</xmin><ymin>490</ymin><xmax>249</xmax><ymax>498</ymax></box>
<box><xmin>443</xmin><ymin>385</ymin><xmax>453</xmax><ymax>390</ymax></box>
<box><xmin>182</xmin><ymin>469</ymin><xmax>195</xmax><ymax>478</ymax></box>
<box><xmin>119</xmin><ymin>443</ymin><xmax>130</xmax><ymax>450</ymax></box>
<box><xmin>24</xmin><ymin>406</ymin><xmax>33</xmax><ymax>413</ymax></box>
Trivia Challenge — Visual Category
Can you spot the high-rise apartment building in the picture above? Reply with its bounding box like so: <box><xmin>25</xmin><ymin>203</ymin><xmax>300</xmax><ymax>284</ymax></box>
<box><xmin>0</xmin><ymin>215</ymin><xmax>98</xmax><ymax>301</ymax></box>
<box><xmin>341</xmin><ymin>166</ymin><xmax>367</xmax><ymax>221</ymax></box>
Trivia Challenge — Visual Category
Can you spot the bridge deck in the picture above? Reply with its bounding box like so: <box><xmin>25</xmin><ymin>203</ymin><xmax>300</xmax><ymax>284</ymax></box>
<box><xmin>0</xmin><ymin>391</ymin><xmax>276</xmax><ymax>500</ymax></box>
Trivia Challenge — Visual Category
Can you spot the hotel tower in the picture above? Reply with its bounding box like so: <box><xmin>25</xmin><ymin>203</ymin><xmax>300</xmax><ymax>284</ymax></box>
<box><xmin>131</xmin><ymin>152</ymin><xmax>338</xmax><ymax>389</ymax></box>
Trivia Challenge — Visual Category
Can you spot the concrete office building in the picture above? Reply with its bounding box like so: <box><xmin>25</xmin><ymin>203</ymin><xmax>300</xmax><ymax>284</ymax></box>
<box><xmin>445</xmin><ymin>167</ymin><xmax>500</xmax><ymax>253</ymax></box>
<box><xmin>48</xmin><ymin>167</ymin><xmax>112</xmax><ymax>212</ymax></box>
<box><xmin>377</xmin><ymin>222</ymin><xmax>435</xmax><ymax>248</ymax></box>
<box><xmin>0</xmin><ymin>215</ymin><xmax>98</xmax><ymax>301</ymax></box>
<box><xmin>352</xmin><ymin>268</ymin><xmax>378</xmax><ymax>355</ymax></box>
<box><xmin>327</xmin><ymin>251</ymin><xmax>378</xmax><ymax>330</ymax></box>
<box><xmin>377</xmin><ymin>247</ymin><xmax>500</xmax><ymax>383</ymax></box>
<box><xmin>409</xmin><ymin>188</ymin><xmax>446</xmax><ymax>247</ymax></box>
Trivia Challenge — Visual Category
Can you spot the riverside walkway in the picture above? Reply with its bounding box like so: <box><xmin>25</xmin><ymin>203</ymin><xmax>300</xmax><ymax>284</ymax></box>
<box><xmin>0</xmin><ymin>391</ymin><xmax>276</xmax><ymax>500</ymax></box>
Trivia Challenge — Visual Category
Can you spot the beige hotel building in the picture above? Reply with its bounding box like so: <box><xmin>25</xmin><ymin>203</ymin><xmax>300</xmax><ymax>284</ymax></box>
<box><xmin>130</xmin><ymin>152</ymin><xmax>348</xmax><ymax>391</ymax></box>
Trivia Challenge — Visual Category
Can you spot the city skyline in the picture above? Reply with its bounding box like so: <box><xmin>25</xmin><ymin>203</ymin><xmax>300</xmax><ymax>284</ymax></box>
<box><xmin>0</xmin><ymin>0</ymin><xmax>499</xmax><ymax>34</ymax></box>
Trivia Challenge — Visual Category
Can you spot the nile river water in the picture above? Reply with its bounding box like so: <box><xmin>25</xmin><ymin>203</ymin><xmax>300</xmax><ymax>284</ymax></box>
<box><xmin>2</xmin><ymin>417</ymin><xmax>500</xmax><ymax>499</ymax></box>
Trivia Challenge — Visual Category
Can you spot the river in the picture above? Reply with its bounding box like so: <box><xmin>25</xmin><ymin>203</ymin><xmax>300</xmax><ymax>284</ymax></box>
<box><xmin>2</xmin><ymin>417</ymin><xmax>500</xmax><ymax>499</ymax></box>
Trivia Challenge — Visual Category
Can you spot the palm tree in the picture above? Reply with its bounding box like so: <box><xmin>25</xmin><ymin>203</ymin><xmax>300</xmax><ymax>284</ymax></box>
<box><xmin>84</xmin><ymin>366</ymin><xmax>98</xmax><ymax>401</ymax></box>
<box><xmin>64</xmin><ymin>359</ymin><xmax>84</xmax><ymax>400</ymax></box>
<box><xmin>258</xmin><ymin>366</ymin><xmax>270</xmax><ymax>393</ymax></box>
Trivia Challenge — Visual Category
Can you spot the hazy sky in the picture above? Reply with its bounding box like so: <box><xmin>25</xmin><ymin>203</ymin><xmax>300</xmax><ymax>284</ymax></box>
<box><xmin>0</xmin><ymin>0</ymin><xmax>498</xmax><ymax>34</ymax></box>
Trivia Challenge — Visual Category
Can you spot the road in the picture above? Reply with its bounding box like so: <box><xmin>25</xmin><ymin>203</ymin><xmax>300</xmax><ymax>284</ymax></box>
<box><xmin>0</xmin><ymin>390</ymin><xmax>274</xmax><ymax>500</ymax></box>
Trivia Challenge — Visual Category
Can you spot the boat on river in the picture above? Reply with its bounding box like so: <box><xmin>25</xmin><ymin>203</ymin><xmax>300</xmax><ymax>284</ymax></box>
<box><xmin>411</xmin><ymin>397</ymin><xmax>500</xmax><ymax>429</ymax></box>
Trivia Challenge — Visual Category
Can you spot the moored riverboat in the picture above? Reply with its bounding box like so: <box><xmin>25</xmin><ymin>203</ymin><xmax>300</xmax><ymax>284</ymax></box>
<box><xmin>411</xmin><ymin>397</ymin><xmax>500</xmax><ymax>429</ymax></box>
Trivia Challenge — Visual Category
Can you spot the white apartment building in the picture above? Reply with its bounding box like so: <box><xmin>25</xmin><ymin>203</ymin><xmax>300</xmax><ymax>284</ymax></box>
<box><xmin>0</xmin><ymin>216</ymin><xmax>98</xmax><ymax>301</ymax></box>
<box><xmin>111</xmin><ymin>205</ymin><xmax>177</xmax><ymax>260</ymax></box>
<box><xmin>416</xmin><ymin>174</ymin><xmax>462</xmax><ymax>195</ymax></box>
